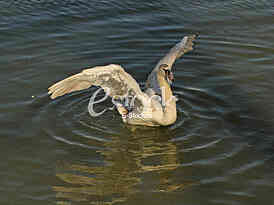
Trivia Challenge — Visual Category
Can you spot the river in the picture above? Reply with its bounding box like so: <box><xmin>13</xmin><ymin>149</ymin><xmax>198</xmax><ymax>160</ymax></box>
<box><xmin>1</xmin><ymin>0</ymin><xmax>274</xmax><ymax>204</ymax></box>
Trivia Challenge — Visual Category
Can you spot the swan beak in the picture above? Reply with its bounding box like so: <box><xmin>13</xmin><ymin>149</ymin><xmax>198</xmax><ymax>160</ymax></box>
<box><xmin>167</xmin><ymin>71</ymin><xmax>174</xmax><ymax>85</ymax></box>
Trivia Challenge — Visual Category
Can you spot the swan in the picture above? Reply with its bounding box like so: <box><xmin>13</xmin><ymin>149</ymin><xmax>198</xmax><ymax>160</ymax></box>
<box><xmin>48</xmin><ymin>35</ymin><xmax>196</xmax><ymax>126</ymax></box>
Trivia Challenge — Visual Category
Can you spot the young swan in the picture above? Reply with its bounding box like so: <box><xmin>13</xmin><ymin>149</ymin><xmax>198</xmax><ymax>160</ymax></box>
<box><xmin>48</xmin><ymin>35</ymin><xmax>196</xmax><ymax>126</ymax></box>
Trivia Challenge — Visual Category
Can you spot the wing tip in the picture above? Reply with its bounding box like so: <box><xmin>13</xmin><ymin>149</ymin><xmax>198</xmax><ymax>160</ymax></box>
<box><xmin>179</xmin><ymin>34</ymin><xmax>198</xmax><ymax>53</ymax></box>
<box><xmin>47</xmin><ymin>90</ymin><xmax>56</xmax><ymax>99</ymax></box>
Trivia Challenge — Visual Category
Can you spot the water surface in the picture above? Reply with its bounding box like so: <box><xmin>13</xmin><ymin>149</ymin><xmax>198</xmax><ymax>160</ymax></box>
<box><xmin>1</xmin><ymin>0</ymin><xmax>274</xmax><ymax>204</ymax></box>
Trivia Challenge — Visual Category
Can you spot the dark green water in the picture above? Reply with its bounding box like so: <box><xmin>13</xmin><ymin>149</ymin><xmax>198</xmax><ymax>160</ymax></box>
<box><xmin>1</xmin><ymin>0</ymin><xmax>274</xmax><ymax>204</ymax></box>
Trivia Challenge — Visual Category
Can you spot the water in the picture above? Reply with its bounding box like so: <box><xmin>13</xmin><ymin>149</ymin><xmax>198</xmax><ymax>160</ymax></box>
<box><xmin>1</xmin><ymin>0</ymin><xmax>274</xmax><ymax>204</ymax></box>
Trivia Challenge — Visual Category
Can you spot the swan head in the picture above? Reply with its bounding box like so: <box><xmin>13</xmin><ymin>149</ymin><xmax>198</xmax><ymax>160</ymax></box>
<box><xmin>159</xmin><ymin>64</ymin><xmax>174</xmax><ymax>85</ymax></box>
<box><xmin>146</xmin><ymin>64</ymin><xmax>174</xmax><ymax>95</ymax></box>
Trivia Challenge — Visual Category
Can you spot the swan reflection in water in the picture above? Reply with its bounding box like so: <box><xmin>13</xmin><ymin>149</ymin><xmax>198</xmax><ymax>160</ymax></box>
<box><xmin>53</xmin><ymin>128</ymin><xmax>196</xmax><ymax>204</ymax></box>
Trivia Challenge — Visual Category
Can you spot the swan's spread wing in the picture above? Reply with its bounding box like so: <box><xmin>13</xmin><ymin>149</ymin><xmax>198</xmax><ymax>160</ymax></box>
<box><xmin>48</xmin><ymin>64</ymin><xmax>144</xmax><ymax>100</ymax></box>
<box><xmin>146</xmin><ymin>35</ymin><xmax>196</xmax><ymax>94</ymax></box>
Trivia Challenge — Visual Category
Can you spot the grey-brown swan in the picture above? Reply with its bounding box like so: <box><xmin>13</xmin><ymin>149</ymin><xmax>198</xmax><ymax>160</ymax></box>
<box><xmin>48</xmin><ymin>35</ymin><xmax>196</xmax><ymax>126</ymax></box>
